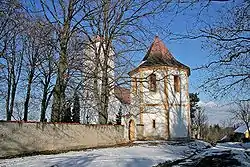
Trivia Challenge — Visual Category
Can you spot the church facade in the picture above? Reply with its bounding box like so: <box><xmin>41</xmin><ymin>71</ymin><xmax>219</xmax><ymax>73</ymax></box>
<box><xmin>126</xmin><ymin>36</ymin><xmax>191</xmax><ymax>140</ymax></box>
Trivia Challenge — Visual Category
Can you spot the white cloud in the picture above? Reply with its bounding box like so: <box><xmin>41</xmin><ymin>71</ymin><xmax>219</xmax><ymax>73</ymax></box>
<box><xmin>197</xmin><ymin>101</ymin><xmax>234</xmax><ymax>125</ymax></box>
<box><xmin>198</xmin><ymin>101</ymin><xmax>217</xmax><ymax>108</ymax></box>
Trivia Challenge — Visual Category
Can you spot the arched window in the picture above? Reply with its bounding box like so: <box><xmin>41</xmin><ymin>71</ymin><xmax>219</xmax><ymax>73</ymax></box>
<box><xmin>174</xmin><ymin>75</ymin><xmax>180</xmax><ymax>92</ymax></box>
<box><xmin>149</xmin><ymin>74</ymin><xmax>156</xmax><ymax>92</ymax></box>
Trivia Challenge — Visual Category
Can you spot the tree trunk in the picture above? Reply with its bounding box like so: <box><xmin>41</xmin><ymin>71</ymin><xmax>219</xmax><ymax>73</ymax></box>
<box><xmin>40</xmin><ymin>81</ymin><xmax>53</xmax><ymax>122</ymax></box>
<box><xmin>6</xmin><ymin>75</ymin><xmax>11</xmax><ymax>121</ymax></box>
<box><xmin>51</xmin><ymin>36</ymin><xmax>68</xmax><ymax>122</ymax></box>
<box><xmin>51</xmin><ymin>74</ymin><xmax>66</xmax><ymax>122</ymax></box>
<box><xmin>99</xmin><ymin>58</ymin><xmax>109</xmax><ymax>124</ymax></box>
<box><xmin>9</xmin><ymin>82</ymin><xmax>17</xmax><ymax>121</ymax></box>
<box><xmin>98</xmin><ymin>0</ymin><xmax>110</xmax><ymax>124</ymax></box>
<box><xmin>23</xmin><ymin>69</ymin><xmax>34</xmax><ymax>121</ymax></box>
<box><xmin>6</xmin><ymin>36</ymin><xmax>22</xmax><ymax>121</ymax></box>
<box><xmin>7</xmin><ymin>63</ymin><xmax>16</xmax><ymax>121</ymax></box>
<box><xmin>51</xmin><ymin>0</ymin><xmax>74</xmax><ymax>122</ymax></box>
<box><xmin>40</xmin><ymin>86</ymin><xmax>47</xmax><ymax>122</ymax></box>
<box><xmin>93</xmin><ymin>53</ymin><xmax>102</xmax><ymax>123</ymax></box>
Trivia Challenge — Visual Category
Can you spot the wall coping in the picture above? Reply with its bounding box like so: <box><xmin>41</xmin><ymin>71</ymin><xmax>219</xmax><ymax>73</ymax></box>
<box><xmin>0</xmin><ymin>121</ymin><xmax>124</xmax><ymax>126</ymax></box>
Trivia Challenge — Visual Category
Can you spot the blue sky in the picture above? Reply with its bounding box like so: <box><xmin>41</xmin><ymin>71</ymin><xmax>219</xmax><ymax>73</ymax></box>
<box><xmin>28</xmin><ymin>0</ymin><xmax>230</xmax><ymax>102</ymax></box>
<box><xmin>130</xmin><ymin>1</ymin><xmax>239</xmax><ymax>124</ymax></box>
<box><xmin>1</xmin><ymin>0</ymin><xmax>239</xmax><ymax>124</ymax></box>
<box><xmin>132</xmin><ymin>1</ymin><xmax>228</xmax><ymax>101</ymax></box>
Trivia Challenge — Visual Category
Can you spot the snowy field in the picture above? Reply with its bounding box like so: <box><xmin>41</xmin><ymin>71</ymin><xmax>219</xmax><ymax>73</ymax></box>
<box><xmin>216</xmin><ymin>142</ymin><xmax>250</xmax><ymax>150</ymax></box>
<box><xmin>1</xmin><ymin>141</ymin><xmax>250</xmax><ymax>167</ymax></box>
<box><xmin>157</xmin><ymin>141</ymin><xmax>250</xmax><ymax>167</ymax></box>
<box><xmin>0</xmin><ymin>141</ymin><xmax>209</xmax><ymax>167</ymax></box>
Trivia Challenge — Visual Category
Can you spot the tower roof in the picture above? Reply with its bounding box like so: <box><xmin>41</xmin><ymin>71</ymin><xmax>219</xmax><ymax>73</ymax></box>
<box><xmin>129</xmin><ymin>36</ymin><xmax>190</xmax><ymax>75</ymax></box>
<box><xmin>143</xmin><ymin>36</ymin><xmax>173</xmax><ymax>61</ymax></box>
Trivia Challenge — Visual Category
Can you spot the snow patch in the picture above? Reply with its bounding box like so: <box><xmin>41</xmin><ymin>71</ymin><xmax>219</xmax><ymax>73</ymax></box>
<box><xmin>0</xmin><ymin>141</ymin><xmax>210</xmax><ymax>167</ymax></box>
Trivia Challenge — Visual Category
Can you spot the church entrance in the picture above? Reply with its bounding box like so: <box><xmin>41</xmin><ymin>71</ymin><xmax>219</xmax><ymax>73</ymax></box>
<box><xmin>128</xmin><ymin>120</ymin><xmax>135</xmax><ymax>141</ymax></box>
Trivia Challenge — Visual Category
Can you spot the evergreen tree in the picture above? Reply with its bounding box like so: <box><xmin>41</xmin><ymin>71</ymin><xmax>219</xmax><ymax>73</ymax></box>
<box><xmin>189</xmin><ymin>93</ymin><xmax>200</xmax><ymax>138</ymax></box>
<box><xmin>189</xmin><ymin>93</ymin><xmax>200</xmax><ymax>125</ymax></box>
<box><xmin>62</xmin><ymin>102</ymin><xmax>72</xmax><ymax>122</ymax></box>
<box><xmin>116</xmin><ymin>106</ymin><xmax>122</xmax><ymax>125</ymax></box>
<box><xmin>72</xmin><ymin>91</ymin><xmax>80</xmax><ymax>123</ymax></box>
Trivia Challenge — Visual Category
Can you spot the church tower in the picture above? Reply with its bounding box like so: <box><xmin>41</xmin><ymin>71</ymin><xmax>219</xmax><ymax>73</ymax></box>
<box><xmin>129</xmin><ymin>36</ymin><xmax>191</xmax><ymax>140</ymax></box>
<box><xmin>81</xmin><ymin>36</ymin><xmax>116</xmax><ymax>124</ymax></box>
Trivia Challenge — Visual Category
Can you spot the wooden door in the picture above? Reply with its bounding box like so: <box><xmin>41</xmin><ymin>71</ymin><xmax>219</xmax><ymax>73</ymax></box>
<box><xmin>129</xmin><ymin>120</ymin><xmax>135</xmax><ymax>141</ymax></box>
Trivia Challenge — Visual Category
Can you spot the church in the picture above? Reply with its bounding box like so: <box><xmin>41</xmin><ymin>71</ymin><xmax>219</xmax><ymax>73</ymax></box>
<box><xmin>126</xmin><ymin>36</ymin><xmax>191</xmax><ymax>140</ymax></box>
<box><xmin>83</xmin><ymin>36</ymin><xmax>191</xmax><ymax>140</ymax></box>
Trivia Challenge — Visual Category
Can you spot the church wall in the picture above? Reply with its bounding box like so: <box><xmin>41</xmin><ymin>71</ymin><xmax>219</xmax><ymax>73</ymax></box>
<box><xmin>167</xmin><ymin>69</ymin><xmax>189</xmax><ymax>105</ymax></box>
<box><xmin>167</xmin><ymin>69</ymin><xmax>190</xmax><ymax>139</ymax></box>
<box><xmin>169</xmin><ymin>105</ymin><xmax>189</xmax><ymax>138</ymax></box>
<box><xmin>130</xmin><ymin>72</ymin><xmax>143</xmax><ymax>124</ymax></box>
<box><xmin>142</xmin><ymin>105</ymin><xmax>167</xmax><ymax>139</ymax></box>
<box><xmin>130</xmin><ymin>67</ymin><xmax>190</xmax><ymax>140</ymax></box>
<box><xmin>140</xmin><ymin>70</ymin><xmax>167</xmax><ymax>105</ymax></box>
<box><xmin>0</xmin><ymin>122</ymin><xmax>126</xmax><ymax>158</ymax></box>
<box><xmin>107</xmin><ymin>95</ymin><xmax>121</xmax><ymax>123</ymax></box>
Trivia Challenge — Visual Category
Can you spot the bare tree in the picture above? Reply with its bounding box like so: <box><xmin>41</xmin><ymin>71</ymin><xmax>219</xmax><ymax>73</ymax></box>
<box><xmin>38</xmin><ymin>0</ymin><xmax>99</xmax><ymax>122</ymax></box>
<box><xmin>180</xmin><ymin>1</ymin><xmax>250</xmax><ymax>100</ymax></box>
<box><xmin>0</xmin><ymin>0</ymin><xmax>28</xmax><ymax>121</ymax></box>
<box><xmin>3</xmin><ymin>33</ymin><xmax>24</xmax><ymax>120</ymax></box>
<box><xmin>22</xmin><ymin>21</ymin><xmax>44</xmax><ymax>121</ymax></box>
<box><xmin>231</xmin><ymin>100</ymin><xmax>250</xmax><ymax>138</ymax></box>
<box><xmin>0</xmin><ymin>0</ymin><xmax>200</xmax><ymax>123</ymax></box>
<box><xmin>21</xmin><ymin>19</ymin><xmax>57</xmax><ymax>122</ymax></box>
<box><xmin>0</xmin><ymin>0</ymin><xmax>22</xmax><ymax>58</ymax></box>
<box><xmin>36</xmin><ymin>0</ymin><xmax>178</xmax><ymax>124</ymax></box>
<box><xmin>38</xmin><ymin>45</ymin><xmax>56</xmax><ymax>122</ymax></box>
<box><xmin>78</xmin><ymin>0</ymin><xmax>180</xmax><ymax>124</ymax></box>
<box><xmin>193</xmin><ymin>106</ymin><xmax>208</xmax><ymax>139</ymax></box>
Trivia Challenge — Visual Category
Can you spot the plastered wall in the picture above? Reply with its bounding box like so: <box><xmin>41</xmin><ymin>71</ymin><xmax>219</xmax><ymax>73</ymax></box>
<box><xmin>0</xmin><ymin>122</ymin><xmax>126</xmax><ymax>158</ymax></box>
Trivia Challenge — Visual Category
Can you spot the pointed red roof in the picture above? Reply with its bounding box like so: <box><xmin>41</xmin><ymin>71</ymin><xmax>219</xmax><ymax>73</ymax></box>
<box><xmin>143</xmin><ymin>36</ymin><xmax>173</xmax><ymax>61</ymax></box>
<box><xmin>129</xmin><ymin>36</ymin><xmax>190</xmax><ymax>76</ymax></box>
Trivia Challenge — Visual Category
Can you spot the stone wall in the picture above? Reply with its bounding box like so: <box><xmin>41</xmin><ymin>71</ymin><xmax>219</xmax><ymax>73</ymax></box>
<box><xmin>0</xmin><ymin>122</ymin><xmax>126</xmax><ymax>158</ymax></box>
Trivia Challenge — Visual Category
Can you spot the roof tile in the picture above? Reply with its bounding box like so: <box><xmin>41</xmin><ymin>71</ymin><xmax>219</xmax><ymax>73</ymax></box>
<box><xmin>129</xmin><ymin>36</ymin><xmax>190</xmax><ymax>75</ymax></box>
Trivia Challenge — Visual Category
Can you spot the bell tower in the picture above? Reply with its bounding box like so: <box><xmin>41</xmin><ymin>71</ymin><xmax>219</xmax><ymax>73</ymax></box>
<box><xmin>129</xmin><ymin>36</ymin><xmax>191</xmax><ymax>140</ymax></box>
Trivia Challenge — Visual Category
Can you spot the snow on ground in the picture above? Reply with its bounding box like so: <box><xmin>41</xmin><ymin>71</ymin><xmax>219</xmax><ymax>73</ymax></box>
<box><xmin>157</xmin><ymin>142</ymin><xmax>250</xmax><ymax>167</ymax></box>
<box><xmin>215</xmin><ymin>142</ymin><xmax>250</xmax><ymax>166</ymax></box>
<box><xmin>179</xmin><ymin>147</ymin><xmax>250</xmax><ymax>167</ymax></box>
<box><xmin>0</xmin><ymin>141</ymin><xmax>208</xmax><ymax>167</ymax></box>
<box><xmin>3</xmin><ymin>141</ymin><xmax>249</xmax><ymax>167</ymax></box>
<box><xmin>216</xmin><ymin>142</ymin><xmax>250</xmax><ymax>150</ymax></box>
